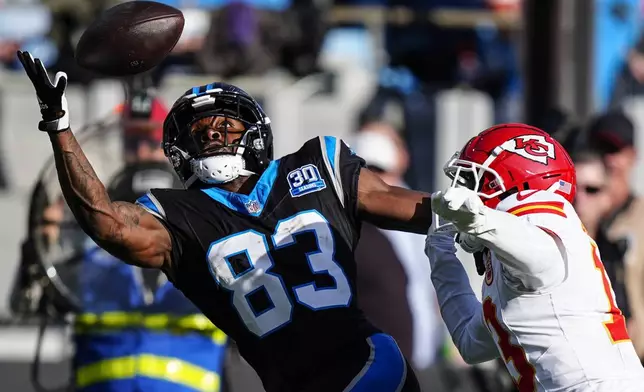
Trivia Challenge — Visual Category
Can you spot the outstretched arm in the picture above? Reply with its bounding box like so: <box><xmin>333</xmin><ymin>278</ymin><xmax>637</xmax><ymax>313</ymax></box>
<box><xmin>17</xmin><ymin>50</ymin><xmax>170</xmax><ymax>269</ymax></box>
<box><xmin>426</xmin><ymin>227</ymin><xmax>499</xmax><ymax>364</ymax></box>
<box><xmin>357</xmin><ymin>168</ymin><xmax>432</xmax><ymax>233</ymax></box>
<box><xmin>434</xmin><ymin>188</ymin><xmax>566</xmax><ymax>290</ymax></box>
<box><xmin>50</xmin><ymin>131</ymin><xmax>171</xmax><ymax>268</ymax></box>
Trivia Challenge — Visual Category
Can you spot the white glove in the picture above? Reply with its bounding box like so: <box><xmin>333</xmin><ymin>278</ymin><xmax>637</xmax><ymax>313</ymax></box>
<box><xmin>425</xmin><ymin>221</ymin><xmax>458</xmax><ymax>269</ymax></box>
<box><xmin>431</xmin><ymin>187</ymin><xmax>486</xmax><ymax>233</ymax></box>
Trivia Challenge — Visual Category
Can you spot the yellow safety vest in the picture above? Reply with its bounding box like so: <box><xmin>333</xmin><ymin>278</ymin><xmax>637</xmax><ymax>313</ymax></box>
<box><xmin>74</xmin><ymin>312</ymin><xmax>227</xmax><ymax>392</ymax></box>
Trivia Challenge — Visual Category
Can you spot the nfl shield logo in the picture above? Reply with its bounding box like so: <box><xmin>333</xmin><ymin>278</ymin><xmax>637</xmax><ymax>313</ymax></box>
<box><xmin>245</xmin><ymin>200</ymin><xmax>261</xmax><ymax>214</ymax></box>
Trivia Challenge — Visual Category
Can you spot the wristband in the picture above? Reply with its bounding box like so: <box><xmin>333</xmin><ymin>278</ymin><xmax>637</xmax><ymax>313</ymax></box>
<box><xmin>38</xmin><ymin>112</ymin><xmax>70</xmax><ymax>133</ymax></box>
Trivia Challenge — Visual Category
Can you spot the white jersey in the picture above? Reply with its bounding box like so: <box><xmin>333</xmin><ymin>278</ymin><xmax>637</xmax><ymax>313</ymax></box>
<box><xmin>482</xmin><ymin>190</ymin><xmax>644</xmax><ymax>391</ymax></box>
<box><xmin>427</xmin><ymin>189</ymin><xmax>644</xmax><ymax>392</ymax></box>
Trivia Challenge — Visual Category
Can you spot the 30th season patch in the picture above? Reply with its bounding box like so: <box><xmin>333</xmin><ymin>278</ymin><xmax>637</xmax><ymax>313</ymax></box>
<box><xmin>287</xmin><ymin>164</ymin><xmax>326</xmax><ymax>197</ymax></box>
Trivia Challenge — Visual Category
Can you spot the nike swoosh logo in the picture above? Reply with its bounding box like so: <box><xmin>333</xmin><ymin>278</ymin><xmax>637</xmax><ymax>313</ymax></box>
<box><xmin>516</xmin><ymin>189</ymin><xmax>539</xmax><ymax>201</ymax></box>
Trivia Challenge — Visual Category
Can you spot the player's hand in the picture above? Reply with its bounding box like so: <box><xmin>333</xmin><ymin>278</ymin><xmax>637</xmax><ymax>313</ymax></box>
<box><xmin>431</xmin><ymin>187</ymin><xmax>486</xmax><ymax>232</ymax></box>
<box><xmin>456</xmin><ymin>232</ymin><xmax>484</xmax><ymax>253</ymax></box>
<box><xmin>16</xmin><ymin>50</ymin><xmax>70</xmax><ymax>132</ymax></box>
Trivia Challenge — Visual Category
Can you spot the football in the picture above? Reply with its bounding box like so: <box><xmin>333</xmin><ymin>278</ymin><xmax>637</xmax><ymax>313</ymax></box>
<box><xmin>75</xmin><ymin>1</ymin><xmax>184</xmax><ymax>76</ymax></box>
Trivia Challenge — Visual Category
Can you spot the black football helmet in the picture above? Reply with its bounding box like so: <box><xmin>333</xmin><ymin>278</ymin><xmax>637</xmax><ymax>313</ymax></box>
<box><xmin>163</xmin><ymin>82</ymin><xmax>273</xmax><ymax>187</ymax></box>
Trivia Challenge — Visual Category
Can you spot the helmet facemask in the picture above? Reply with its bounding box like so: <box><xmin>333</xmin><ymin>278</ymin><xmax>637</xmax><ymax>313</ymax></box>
<box><xmin>443</xmin><ymin>151</ymin><xmax>507</xmax><ymax>206</ymax></box>
<box><xmin>164</xmin><ymin>88</ymin><xmax>273</xmax><ymax>187</ymax></box>
<box><xmin>434</xmin><ymin>151</ymin><xmax>508</xmax><ymax>233</ymax></box>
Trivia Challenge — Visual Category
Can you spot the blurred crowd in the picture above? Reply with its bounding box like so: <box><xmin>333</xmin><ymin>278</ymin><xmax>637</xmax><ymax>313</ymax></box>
<box><xmin>4</xmin><ymin>0</ymin><xmax>644</xmax><ymax>391</ymax></box>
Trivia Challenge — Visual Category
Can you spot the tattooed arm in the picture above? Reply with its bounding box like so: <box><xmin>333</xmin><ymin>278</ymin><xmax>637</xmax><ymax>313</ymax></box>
<box><xmin>14</xmin><ymin>50</ymin><xmax>170</xmax><ymax>269</ymax></box>
<box><xmin>49</xmin><ymin>130</ymin><xmax>171</xmax><ymax>269</ymax></box>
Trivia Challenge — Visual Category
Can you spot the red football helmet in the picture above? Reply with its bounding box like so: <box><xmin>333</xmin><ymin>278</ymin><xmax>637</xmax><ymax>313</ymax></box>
<box><xmin>444</xmin><ymin>123</ymin><xmax>576</xmax><ymax>208</ymax></box>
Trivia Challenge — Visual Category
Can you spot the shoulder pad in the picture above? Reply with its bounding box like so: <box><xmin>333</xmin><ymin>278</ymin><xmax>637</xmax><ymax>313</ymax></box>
<box><xmin>497</xmin><ymin>190</ymin><xmax>570</xmax><ymax>219</ymax></box>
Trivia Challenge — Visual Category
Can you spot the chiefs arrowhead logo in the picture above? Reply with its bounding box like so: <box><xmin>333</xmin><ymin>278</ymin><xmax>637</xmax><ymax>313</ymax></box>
<box><xmin>501</xmin><ymin>135</ymin><xmax>555</xmax><ymax>165</ymax></box>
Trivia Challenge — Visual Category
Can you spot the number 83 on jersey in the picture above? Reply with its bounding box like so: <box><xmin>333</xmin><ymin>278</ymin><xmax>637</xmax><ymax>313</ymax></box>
<box><xmin>206</xmin><ymin>210</ymin><xmax>352</xmax><ymax>337</ymax></box>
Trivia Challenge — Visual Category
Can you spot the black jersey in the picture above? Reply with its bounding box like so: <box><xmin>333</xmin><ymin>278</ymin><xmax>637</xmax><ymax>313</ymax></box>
<box><xmin>136</xmin><ymin>136</ymin><xmax>382</xmax><ymax>391</ymax></box>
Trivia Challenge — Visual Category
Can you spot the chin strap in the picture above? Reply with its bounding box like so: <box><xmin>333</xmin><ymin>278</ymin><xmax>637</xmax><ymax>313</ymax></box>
<box><xmin>189</xmin><ymin>154</ymin><xmax>257</xmax><ymax>186</ymax></box>
<box><xmin>180</xmin><ymin>130</ymin><xmax>266</xmax><ymax>187</ymax></box>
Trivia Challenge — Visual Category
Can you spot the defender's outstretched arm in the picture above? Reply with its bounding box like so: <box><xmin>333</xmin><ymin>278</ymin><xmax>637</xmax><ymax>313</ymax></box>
<box><xmin>433</xmin><ymin>188</ymin><xmax>566</xmax><ymax>290</ymax></box>
<box><xmin>426</xmin><ymin>227</ymin><xmax>499</xmax><ymax>364</ymax></box>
